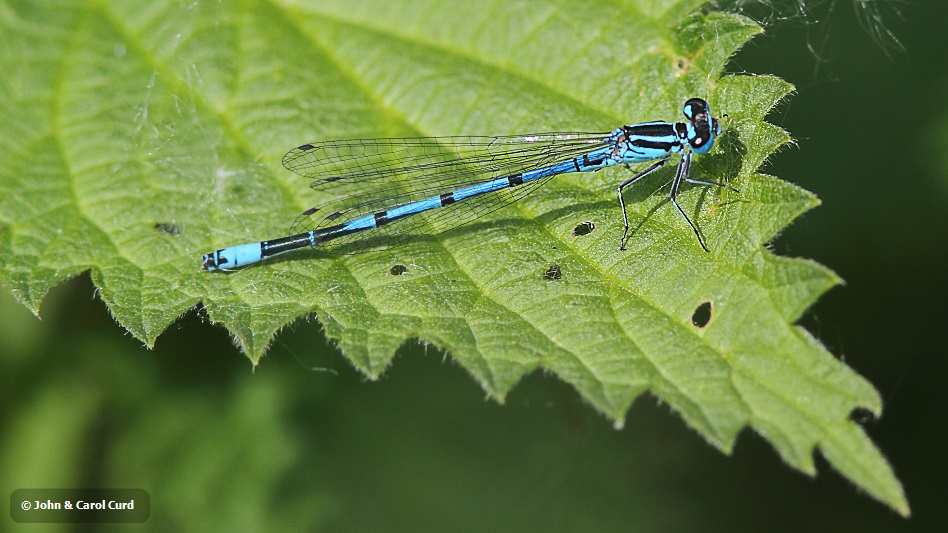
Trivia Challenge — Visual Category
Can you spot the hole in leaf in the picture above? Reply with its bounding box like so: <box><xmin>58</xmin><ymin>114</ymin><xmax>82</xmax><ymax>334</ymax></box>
<box><xmin>691</xmin><ymin>301</ymin><xmax>712</xmax><ymax>327</ymax></box>
<box><xmin>849</xmin><ymin>407</ymin><xmax>877</xmax><ymax>425</ymax></box>
<box><xmin>543</xmin><ymin>264</ymin><xmax>562</xmax><ymax>281</ymax></box>
<box><xmin>571</xmin><ymin>221</ymin><xmax>596</xmax><ymax>237</ymax></box>
<box><xmin>154</xmin><ymin>222</ymin><xmax>181</xmax><ymax>236</ymax></box>
<box><xmin>390</xmin><ymin>264</ymin><xmax>409</xmax><ymax>276</ymax></box>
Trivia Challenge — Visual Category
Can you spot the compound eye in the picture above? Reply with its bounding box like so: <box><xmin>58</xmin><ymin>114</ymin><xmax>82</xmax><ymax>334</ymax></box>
<box><xmin>683</xmin><ymin>98</ymin><xmax>707</xmax><ymax>120</ymax></box>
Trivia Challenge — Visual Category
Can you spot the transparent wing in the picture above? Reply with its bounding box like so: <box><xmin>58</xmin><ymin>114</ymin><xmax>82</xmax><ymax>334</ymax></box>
<box><xmin>282</xmin><ymin>133</ymin><xmax>612</xmax><ymax>253</ymax></box>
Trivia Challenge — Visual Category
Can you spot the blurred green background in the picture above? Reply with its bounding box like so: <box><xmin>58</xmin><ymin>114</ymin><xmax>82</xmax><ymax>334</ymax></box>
<box><xmin>2</xmin><ymin>2</ymin><xmax>946</xmax><ymax>531</ymax></box>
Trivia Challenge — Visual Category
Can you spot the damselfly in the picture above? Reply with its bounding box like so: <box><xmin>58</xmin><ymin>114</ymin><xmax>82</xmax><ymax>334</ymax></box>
<box><xmin>201</xmin><ymin>98</ymin><xmax>734</xmax><ymax>271</ymax></box>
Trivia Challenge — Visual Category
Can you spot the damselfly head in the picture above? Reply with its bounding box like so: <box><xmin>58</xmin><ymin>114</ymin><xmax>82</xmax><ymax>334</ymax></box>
<box><xmin>682</xmin><ymin>98</ymin><xmax>718</xmax><ymax>154</ymax></box>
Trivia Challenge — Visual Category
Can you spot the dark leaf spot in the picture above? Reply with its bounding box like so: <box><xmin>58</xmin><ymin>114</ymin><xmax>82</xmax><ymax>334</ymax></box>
<box><xmin>691</xmin><ymin>301</ymin><xmax>712</xmax><ymax>327</ymax></box>
<box><xmin>543</xmin><ymin>264</ymin><xmax>562</xmax><ymax>281</ymax></box>
<box><xmin>154</xmin><ymin>222</ymin><xmax>181</xmax><ymax>236</ymax></box>
<box><xmin>571</xmin><ymin>221</ymin><xmax>596</xmax><ymax>237</ymax></box>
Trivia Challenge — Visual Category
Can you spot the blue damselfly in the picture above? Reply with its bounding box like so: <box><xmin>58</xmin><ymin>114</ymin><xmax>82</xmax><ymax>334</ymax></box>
<box><xmin>201</xmin><ymin>98</ymin><xmax>733</xmax><ymax>271</ymax></box>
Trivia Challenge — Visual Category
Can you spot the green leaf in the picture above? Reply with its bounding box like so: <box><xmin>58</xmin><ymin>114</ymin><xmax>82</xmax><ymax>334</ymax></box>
<box><xmin>0</xmin><ymin>0</ymin><xmax>908</xmax><ymax>515</ymax></box>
